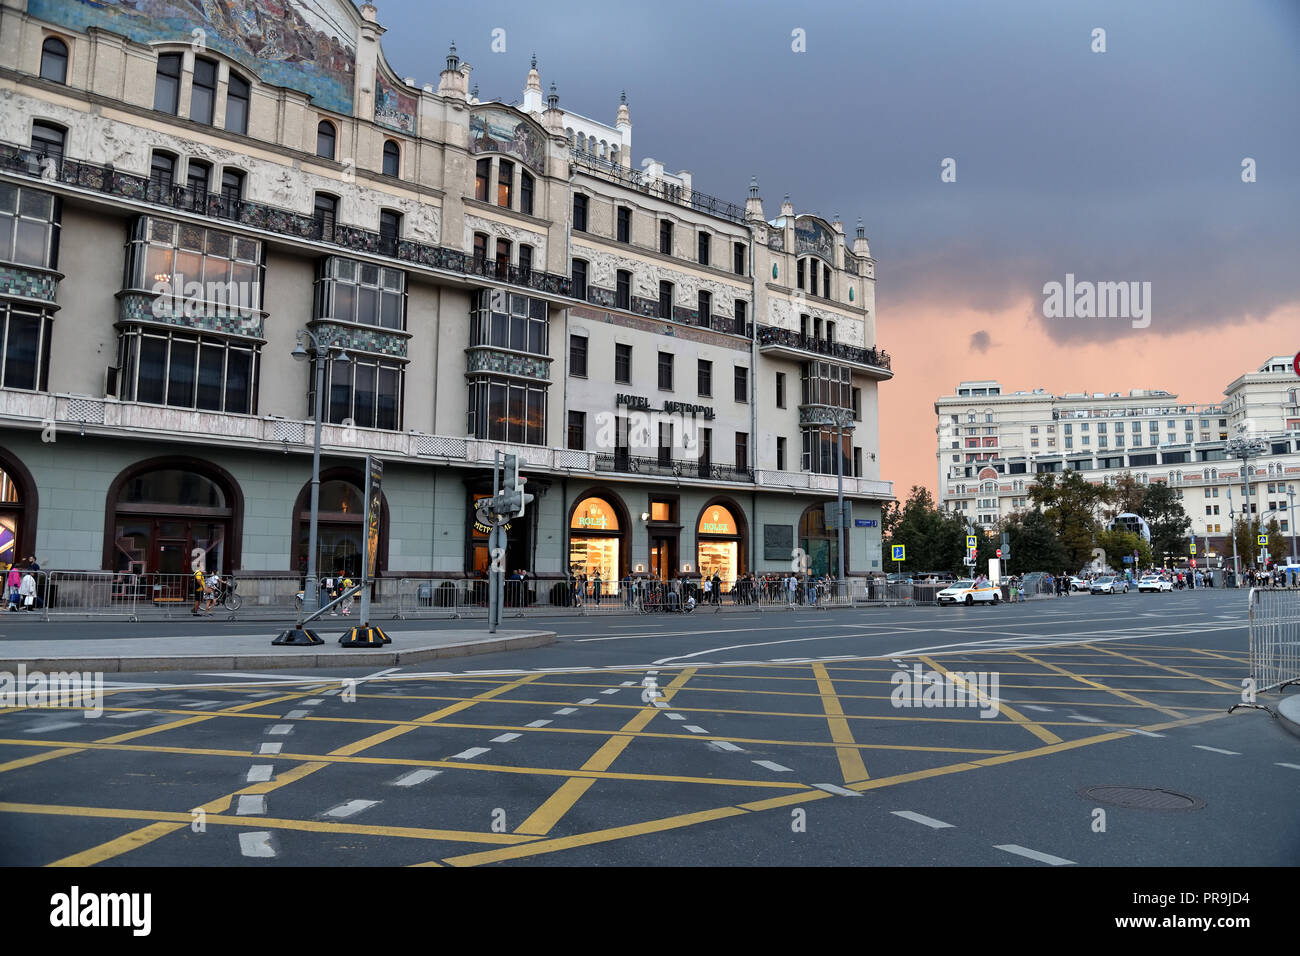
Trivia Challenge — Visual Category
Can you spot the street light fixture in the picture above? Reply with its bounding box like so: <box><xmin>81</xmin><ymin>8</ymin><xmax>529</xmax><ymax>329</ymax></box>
<box><xmin>1225</xmin><ymin>436</ymin><xmax>1268</xmax><ymax>583</ymax></box>
<box><xmin>275</xmin><ymin>328</ymin><xmax>350</xmax><ymax>645</ymax></box>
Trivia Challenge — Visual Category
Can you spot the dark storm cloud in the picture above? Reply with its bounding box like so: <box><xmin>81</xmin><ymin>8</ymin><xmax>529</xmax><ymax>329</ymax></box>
<box><xmin>970</xmin><ymin>330</ymin><xmax>992</xmax><ymax>352</ymax></box>
<box><xmin>371</xmin><ymin>0</ymin><xmax>1300</xmax><ymax>341</ymax></box>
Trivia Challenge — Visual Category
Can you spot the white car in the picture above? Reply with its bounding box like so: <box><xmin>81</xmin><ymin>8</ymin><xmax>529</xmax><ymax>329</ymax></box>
<box><xmin>937</xmin><ymin>579</ymin><xmax>1001</xmax><ymax>606</ymax></box>
<box><xmin>1137</xmin><ymin>575</ymin><xmax>1173</xmax><ymax>593</ymax></box>
<box><xmin>1089</xmin><ymin>576</ymin><xmax>1130</xmax><ymax>594</ymax></box>
<box><xmin>1069</xmin><ymin>576</ymin><xmax>1087</xmax><ymax>591</ymax></box>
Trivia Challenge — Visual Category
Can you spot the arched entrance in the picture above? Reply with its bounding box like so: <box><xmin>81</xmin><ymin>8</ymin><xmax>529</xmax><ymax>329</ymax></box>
<box><xmin>568</xmin><ymin>492</ymin><xmax>628</xmax><ymax>594</ymax></box>
<box><xmin>0</xmin><ymin>449</ymin><xmax>37</xmax><ymax>566</ymax></box>
<box><xmin>106</xmin><ymin>457</ymin><xmax>242</xmax><ymax>573</ymax></box>
<box><xmin>290</xmin><ymin>467</ymin><xmax>388</xmax><ymax>578</ymax></box>
<box><xmin>695</xmin><ymin>498</ymin><xmax>747</xmax><ymax>586</ymax></box>
<box><xmin>798</xmin><ymin>502</ymin><xmax>843</xmax><ymax>576</ymax></box>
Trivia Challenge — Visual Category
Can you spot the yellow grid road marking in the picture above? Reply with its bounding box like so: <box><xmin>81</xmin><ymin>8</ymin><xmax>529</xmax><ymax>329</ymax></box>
<box><xmin>919</xmin><ymin>656</ymin><xmax>1062</xmax><ymax>745</ymax></box>
<box><xmin>1013</xmin><ymin>652</ymin><xmax>1187</xmax><ymax>720</ymax></box>
<box><xmin>1083</xmin><ymin>644</ymin><xmax>1240</xmax><ymax>690</ymax></box>
<box><xmin>811</xmin><ymin>662</ymin><xmax>868</xmax><ymax>783</ymax></box>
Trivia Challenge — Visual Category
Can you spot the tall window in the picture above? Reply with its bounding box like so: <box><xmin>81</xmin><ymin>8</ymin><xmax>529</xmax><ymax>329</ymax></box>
<box><xmin>40</xmin><ymin>37</ymin><xmax>69</xmax><ymax>84</ymax></box>
<box><xmin>777</xmin><ymin>436</ymin><xmax>787</xmax><ymax>471</ymax></box>
<box><xmin>154</xmin><ymin>53</ymin><xmax>182</xmax><ymax>114</ymax></box>
<box><xmin>615</xmin><ymin>269</ymin><xmax>631</xmax><ymax>310</ymax></box>
<box><xmin>733</xmin><ymin>241</ymin><xmax>745</xmax><ymax>275</ymax></box>
<box><xmin>697</xmin><ymin>231</ymin><xmax>710</xmax><ymax>265</ymax></box>
<box><xmin>567</xmin><ymin>410</ymin><xmax>586</xmax><ymax>450</ymax></box>
<box><xmin>467</xmin><ymin>377</ymin><xmax>546</xmax><ymax>444</ymax></box>
<box><xmin>0</xmin><ymin>303</ymin><xmax>53</xmax><ymax>392</ymax></box>
<box><xmin>473</xmin><ymin>231</ymin><xmax>489</xmax><ymax>264</ymax></box>
<box><xmin>615</xmin><ymin>343</ymin><xmax>631</xmax><ymax>384</ymax></box>
<box><xmin>659</xmin><ymin>220</ymin><xmax>672</xmax><ymax>255</ymax></box>
<box><xmin>734</xmin><ymin>366</ymin><xmax>748</xmax><ymax>403</ymax></box>
<box><xmin>617</xmin><ymin>206</ymin><xmax>631</xmax><ymax>243</ymax></box>
<box><xmin>572</xmin><ymin>258</ymin><xmax>587</xmax><ymax>300</ymax></box>
<box><xmin>658</xmin><ymin>281</ymin><xmax>673</xmax><ymax>319</ymax></box>
<box><xmin>520</xmin><ymin>170</ymin><xmax>534</xmax><ymax>215</ymax></box>
<box><xmin>316</xmin><ymin>120</ymin><xmax>336</xmax><ymax>159</ymax></box>
<box><xmin>697</xmin><ymin>290</ymin><xmax>711</xmax><ymax>327</ymax></box>
<box><xmin>225</xmin><ymin>73</ymin><xmax>250</xmax><ymax>134</ymax></box>
<box><xmin>573</xmin><ymin>193</ymin><xmax>588</xmax><ymax>231</ymax></box>
<box><xmin>316</xmin><ymin>356</ymin><xmax>404</xmax><ymax>431</ymax></box>
<box><xmin>775</xmin><ymin>371</ymin><xmax>786</xmax><ymax>408</ymax></box>
<box><xmin>823</xmin><ymin>264</ymin><xmax>831</xmax><ymax>298</ymax></box>
<box><xmin>191</xmin><ymin>57</ymin><xmax>217</xmax><ymax>125</ymax></box>
<box><xmin>658</xmin><ymin>351</ymin><xmax>673</xmax><ymax>391</ymax></box>
<box><xmin>128</xmin><ymin>217</ymin><xmax>263</xmax><ymax>319</ymax></box>
<box><xmin>313</xmin><ymin>193</ymin><xmax>338</xmax><ymax>241</ymax></box>
<box><xmin>735</xmin><ymin>432</ymin><xmax>749</xmax><ymax>470</ymax></box>
<box><xmin>118</xmin><ymin>328</ymin><xmax>257</xmax><ymax>414</ymax></box>
<box><xmin>30</xmin><ymin>122</ymin><xmax>65</xmax><ymax>165</ymax></box>
<box><xmin>475</xmin><ymin>158</ymin><xmax>490</xmax><ymax>201</ymax></box>
<box><xmin>497</xmin><ymin>159</ymin><xmax>514</xmax><ymax>207</ymax></box>
<box><xmin>658</xmin><ymin>422</ymin><xmax>674</xmax><ymax>467</ymax></box>
<box><xmin>220</xmin><ymin>169</ymin><xmax>245</xmax><ymax>208</ymax></box>
<box><xmin>150</xmin><ymin>151</ymin><xmax>176</xmax><ymax>192</ymax></box>
<box><xmin>518</xmin><ymin>244</ymin><xmax>533</xmax><ymax>275</ymax></box>
<box><xmin>382</xmin><ymin>140</ymin><xmax>400</xmax><ymax>177</ymax></box>
<box><xmin>570</xmin><ymin>335</ymin><xmax>588</xmax><ymax>377</ymax></box>
<box><xmin>0</xmin><ymin>185</ymin><xmax>61</xmax><ymax>269</ymax></box>
<box><xmin>809</xmin><ymin>261</ymin><xmax>819</xmax><ymax>296</ymax></box>
<box><xmin>700</xmin><ymin>428</ymin><xmax>712</xmax><ymax>467</ymax></box>
<box><xmin>379</xmin><ymin>209</ymin><xmax>402</xmax><ymax>255</ymax></box>
<box><xmin>734</xmin><ymin>299</ymin><xmax>747</xmax><ymax>333</ymax></box>
<box><xmin>796</xmin><ymin>258</ymin><xmax>805</xmax><ymax>290</ymax></box>
<box><xmin>495</xmin><ymin>238</ymin><xmax>510</xmax><ymax>274</ymax></box>
<box><xmin>315</xmin><ymin>258</ymin><xmax>405</xmax><ymax>330</ymax></box>
<box><xmin>186</xmin><ymin>159</ymin><xmax>211</xmax><ymax>199</ymax></box>
<box><xmin>469</xmin><ymin>290</ymin><xmax>548</xmax><ymax>355</ymax></box>
<box><xmin>698</xmin><ymin>359</ymin><xmax>713</xmax><ymax>397</ymax></box>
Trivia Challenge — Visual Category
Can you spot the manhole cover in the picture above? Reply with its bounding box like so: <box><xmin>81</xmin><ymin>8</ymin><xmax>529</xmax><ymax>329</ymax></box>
<box><xmin>1081</xmin><ymin>786</ymin><xmax>1205</xmax><ymax>810</ymax></box>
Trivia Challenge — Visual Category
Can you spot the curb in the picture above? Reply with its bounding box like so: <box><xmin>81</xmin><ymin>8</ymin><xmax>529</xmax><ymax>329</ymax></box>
<box><xmin>0</xmin><ymin>630</ymin><xmax>556</xmax><ymax>673</ymax></box>
<box><xmin>1277</xmin><ymin>693</ymin><xmax>1300</xmax><ymax>741</ymax></box>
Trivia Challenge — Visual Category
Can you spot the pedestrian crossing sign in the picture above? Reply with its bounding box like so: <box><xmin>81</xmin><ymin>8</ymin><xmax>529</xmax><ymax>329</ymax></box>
<box><xmin>966</xmin><ymin>535</ymin><xmax>977</xmax><ymax>549</ymax></box>
<box><xmin>1258</xmin><ymin>534</ymin><xmax>1268</xmax><ymax>546</ymax></box>
<box><xmin>891</xmin><ymin>545</ymin><xmax>906</xmax><ymax>561</ymax></box>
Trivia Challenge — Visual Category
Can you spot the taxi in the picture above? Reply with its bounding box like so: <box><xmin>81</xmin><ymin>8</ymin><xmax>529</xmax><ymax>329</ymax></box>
<box><xmin>937</xmin><ymin>579</ymin><xmax>1000</xmax><ymax>606</ymax></box>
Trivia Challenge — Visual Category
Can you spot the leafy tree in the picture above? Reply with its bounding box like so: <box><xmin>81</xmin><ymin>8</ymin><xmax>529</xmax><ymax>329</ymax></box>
<box><xmin>1003</xmin><ymin>508</ymin><xmax>1068</xmax><ymax>573</ymax></box>
<box><xmin>1140</xmin><ymin>482</ymin><xmax>1191</xmax><ymax>563</ymax></box>
<box><xmin>1110</xmin><ymin>473</ymin><xmax>1147</xmax><ymax>517</ymax></box>
<box><xmin>1029</xmin><ymin>471</ymin><xmax>1114</xmax><ymax>570</ymax></box>
<box><xmin>1095</xmin><ymin>527</ymin><xmax>1152</xmax><ymax>571</ymax></box>
<box><xmin>1230</xmin><ymin>515</ymin><xmax>1262</xmax><ymax>570</ymax></box>
<box><xmin>883</xmin><ymin>486</ymin><xmax>970</xmax><ymax>574</ymax></box>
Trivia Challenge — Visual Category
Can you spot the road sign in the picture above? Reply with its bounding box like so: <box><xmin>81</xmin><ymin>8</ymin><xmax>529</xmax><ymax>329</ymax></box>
<box><xmin>966</xmin><ymin>534</ymin><xmax>977</xmax><ymax>549</ymax></box>
<box><xmin>963</xmin><ymin>556</ymin><xmax>976</xmax><ymax>566</ymax></box>
<box><xmin>1190</xmin><ymin>543</ymin><xmax>1196</xmax><ymax>555</ymax></box>
<box><xmin>1258</xmin><ymin>534</ymin><xmax>1269</xmax><ymax>546</ymax></box>
<box><xmin>996</xmin><ymin>548</ymin><xmax>1002</xmax><ymax>558</ymax></box>
<box><xmin>1122</xmin><ymin>555</ymin><xmax>1134</xmax><ymax>564</ymax></box>
<box><xmin>891</xmin><ymin>544</ymin><xmax>906</xmax><ymax>561</ymax></box>
<box><xmin>1293</xmin><ymin>350</ymin><xmax>1300</xmax><ymax>378</ymax></box>
<box><xmin>1191</xmin><ymin>559</ymin><xmax>1197</xmax><ymax>568</ymax></box>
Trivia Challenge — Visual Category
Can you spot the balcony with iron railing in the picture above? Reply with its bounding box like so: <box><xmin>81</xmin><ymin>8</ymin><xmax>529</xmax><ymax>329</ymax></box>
<box><xmin>593</xmin><ymin>452</ymin><xmax>753</xmax><ymax>483</ymax></box>
<box><xmin>756</xmin><ymin>324</ymin><xmax>892</xmax><ymax>377</ymax></box>
<box><xmin>569</xmin><ymin>149</ymin><xmax>746</xmax><ymax>224</ymax></box>
<box><xmin>0</xmin><ymin>140</ymin><xmax>573</xmax><ymax>298</ymax></box>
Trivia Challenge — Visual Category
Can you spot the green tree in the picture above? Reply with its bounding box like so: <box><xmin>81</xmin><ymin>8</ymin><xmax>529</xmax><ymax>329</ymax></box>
<box><xmin>1110</xmin><ymin>472</ymin><xmax>1147</xmax><ymax>517</ymax></box>
<box><xmin>1230</xmin><ymin>515</ymin><xmax>1262</xmax><ymax>570</ymax></box>
<box><xmin>1095</xmin><ymin>527</ymin><xmax>1152</xmax><ymax>571</ymax></box>
<box><xmin>883</xmin><ymin>486</ymin><xmax>970</xmax><ymax>574</ymax></box>
<box><xmin>1140</xmin><ymin>482</ymin><xmax>1191</xmax><ymax>564</ymax></box>
<box><xmin>1029</xmin><ymin>471</ymin><xmax>1115</xmax><ymax>570</ymax></box>
<box><xmin>1003</xmin><ymin>508</ymin><xmax>1068</xmax><ymax>573</ymax></box>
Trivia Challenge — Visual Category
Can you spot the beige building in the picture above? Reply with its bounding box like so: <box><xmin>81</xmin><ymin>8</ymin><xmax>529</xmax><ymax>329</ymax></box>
<box><xmin>934</xmin><ymin>356</ymin><xmax>1300</xmax><ymax>563</ymax></box>
<box><xmin>0</xmin><ymin>0</ymin><xmax>894</xmax><ymax>589</ymax></box>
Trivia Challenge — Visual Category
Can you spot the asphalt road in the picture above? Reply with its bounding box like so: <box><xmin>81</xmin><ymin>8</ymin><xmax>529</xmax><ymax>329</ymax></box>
<box><xmin>2</xmin><ymin>588</ymin><xmax>1297</xmax><ymax>867</ymax></box>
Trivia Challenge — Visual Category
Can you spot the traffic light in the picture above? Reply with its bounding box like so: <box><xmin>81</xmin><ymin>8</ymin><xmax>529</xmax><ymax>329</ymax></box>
<box><xmin>498</xmin><ymin>453</ymin><xmax>535</xmax><ymax>517</ymax></box>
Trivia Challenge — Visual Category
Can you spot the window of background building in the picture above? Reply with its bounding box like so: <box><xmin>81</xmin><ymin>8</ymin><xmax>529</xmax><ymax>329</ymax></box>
<box><xmin>495</xmin><ymin>238</ymin><xmax>510</xmax><ymax>274</ymax></box>
<box><xmin>226</xmin><ymin>73</ymin><xmax>250</xmax><ymax>135</ymax></box>
<box><xmin>120</xmin><ymin>327</ymin><xmax>257</xmax><ymax>414</ymax></box>
<box><xmin>472</xmin><ymin>232</ymin><xmax>488</xmax><ymax>264</ymax></box>
<box><xmin>616</xmin><ymin>270</ymin><xmax>631</xmax><ymax>310</ymax></box>
<box><xmin>777</xmin><ymin>436</ymin><xmax>787</xmax><ymax>470</ymax></box>
<box><xmin>823</xmin><ymin>264</ymin><xmax>831</xmax><ymax>298</ymax></box>
<box><xmin>40</xmin><ymin>37</ymin><xmax>69</xmax><ymax>84</ymax></box>
<box><xmin>518</xmin><ymin>244</ymin><xmax>533</xmax><ymax>275</ymax></box>
<box><xmin>776</xmin><ymin>372</ymin><xmax>786</xmax><ymax>408</ymax></box>
<box><xmin>318</xmin><ymin>355</ymin><xmax>403</xmax><ymax>431</ymax></box>
<box><xmin>697</xmin><ymin>290</ymin><xmax>711</xmax><ymax>326</ymax></box>
<box><xmin>467</xmin><ymin>377</ymin><xmax>545</xmax><ymax>444</ymax></box>
<box><xmin>734</xmin><ymin>366</ymin><xmax>748</xmax><ymax>403</ymax></box>
<box><xmin>734</xmin><ymin>242</ymin><xmax>745</xmax><ymax>275</ymax></box>
<box><xmin>700</xmin><ymin>427</ymin><xmax>713</xmax><ymax>467</ymax></box>
<box><xmin>475</xmin><ymin>158</ymin><xmax>490</xmax><ymax>201</ymax></box>
<box><xmin>659</xmin><ymin>220</ymin><xmax>672</xmax><ymax>255</ymax></box>
<box><xmin>0</xmin><ymin>185</ymin><xmax>60</xmax><ymax>269</ymax></box>
<box><xmin>149</xmin><ymin>151</ymin><xmax>176</xmax><ymax>192</ymax></box>
<box><xmin>313</xmin><ymin>193</ymin><xmax>338</xmax><ymax>241</ymax></box>
<box><xmin>570</xmin><ymin>334</ymin><xmax>588</xmax><ymax>377</ymax></box>
<box><xmin>0</xmin><ymin>302</ymin><xmax>53</xmax><ymax>393</ymax></box>
<box><xmin>316</xmin><ymin>120</ymin><xmax>336</xmax><ymax>159</ymax></box>
<box><xmin>130</xmin><ymin>217</ymin><xmax>263</xmax><ymax>320</ymax></box>
<box><xmin>567</xmin><ymin>410</ymin><xmax>585</xmax><ymax>450</ymax></box>
<box><xmin>190</xmin><ymin>57</ymin><xmax>217</xmax><ymax>125</ymax></box>
<box><xmin>186</xmin><ymin>159</ymin><xmax>211</xmax><ymax>198</ymax></box>
<box><xmin>853</xmin><ymin>447</ymin><xmax>862</xmax><ymax>476</ymax></box>
<box><xmin>30</xmin><ymin>122</ymin><xmax>64</xmax><ymax>165</ymax></box>
<box><xmin>573</xmin><ymin>193</ymin><xmax>588</xmax><ymax>231</ymax></box>
<box><xmin>698</xmin><ymin>231</ymin><xmax>710</xmax><ymax>265</ymax></box>
<box><xmin>796</xmin><ymin>259</ymin><xmax>806</xmax><ymax>290</ymax></box>
<box><xmin>572</xmin><ymin>258</ymin><xmax>587</xmax><ymax>299</ymax></box>
<box><xmin>658</xmin><ymin>281</ymin><xmax>673</xmax><ymax>319</ymax></box>
<box><xmin>497</xmin><ymin>159</ymin><xmax>514</xmax><ymax>208</ymax></box>
<box><xmin>520</xmin><ymin>170</ymin><xmax>534</xmax><ymax>215</ymax></box>
<box><xmin>697</xmin><ymin>359</ymin><xmax>712</xmax><ymax>397</ymax></box>
<box><xmin>154</xmin><ymin>53</ymin><xmax>182</xmax><ymax>114</ymax></box>
<box><xmin>658</xmin><ymin>422</ymin><xmax>674</xmax><ymax>467</ymax></box>
<box><xmin>658</xmin><ymin>351</ymin><xmax>673</xmax><ymax>391</ymax></box>
<box><xmin>735</xmin><ymin>432</ymin><xmax>748</xmax><ymax>470</ymax></box>
<box><xmin>378</xmin><ymin>209</ymin><xmax>401</xmax><ymax>254</ymax></box>
<box><xmin>469</xmin><ymin>290</ymin><xmax>547</xmax><ymax>355</ymax></box>
<box><xmin>220</xmin><ymin>168</ymin><xmax>244</xmax><ymax>207</ymax></box>
<box><xmin>734</xmin><ymin>299</ymin><xmax>747</xmax><ymax>333</ymax></box>
<box><xmin>382</xmin><ymin>140</ymin><xmax>400</xmax><ymax>177</ymax></box>
<box><xmin>617</xmin><ymin>206</ymin><xmax>631</xmax><ymax>243</ymax></box>
<box><xmin>615</xmin><ymin>343</ymin><xmax>632</xmax><ymax>383</ymax></box>
<box><xmin>316</xmin><ymin>258</ymin><xmax>405</xmax><ymax>330</ymax></box>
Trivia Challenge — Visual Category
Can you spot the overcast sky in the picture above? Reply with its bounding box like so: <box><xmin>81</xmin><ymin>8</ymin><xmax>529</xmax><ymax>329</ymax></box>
<box><xmin>369</xmin><ymin>0</ymin><xmax>1300</xmax><ymax>494</ymax></box>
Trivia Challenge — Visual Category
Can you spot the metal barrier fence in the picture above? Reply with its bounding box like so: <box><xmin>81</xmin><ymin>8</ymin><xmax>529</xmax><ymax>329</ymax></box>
<box><xmin>1238</xmin><ymin>587</ymin><xmax>1300</xmax><ymax>704</ymax></box>
<box><xmin>41</xmin><ymin>571</ymin><xmax>138</xmax><ymax>620</ymax></box>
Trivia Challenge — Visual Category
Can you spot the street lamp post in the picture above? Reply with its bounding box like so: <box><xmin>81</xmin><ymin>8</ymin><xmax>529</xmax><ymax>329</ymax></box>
<box><xmin>1226</xmin><ymin>436</ymin><xmax>1269</xmax><ymax>582</ymax></box>
<box><xmin>835</xmin><ymin>423</ymin><xmax>847</xmax><ymax>601</ymax></box>
<box><xmin>291</xmin><ymin>330</ymin><xmax>350</xmax><ymax>623</ymax></box>
<box><xmin>1289</xmin><ymin>483</ymin><xmax>1297</xmax><ymax>568</ymax></box>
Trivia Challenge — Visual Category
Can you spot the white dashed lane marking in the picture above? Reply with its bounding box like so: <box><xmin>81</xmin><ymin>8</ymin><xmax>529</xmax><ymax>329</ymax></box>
<box><xmin>683</xmin><ymin>725</ymin><xmax>709</xmax><ymax>734</ymax></box>
<box><xmin>1193</xmin><ymin>745</ymin><xmax>1240</xmax><ymax>755</ymax></box>
<box><xmin>752</xmin><ymin>760</ymin><xmax>792</xmax><ymax>772</ymax></box>
<box><xmin>490</xmin><ymin>733</ymin><xmax>521</xmax><ymax>743</ymax></box>
<box><xmin>813</xmin><ymin>783</ymin><xmax>861</xmax><ymax>797</ymax></box>
<box><xmin>258</xmin><ymin>743</ymin><xmax>282</xmax><ymax>755</ymax></box>
<box><xmin>576</xmin><ymin>699</ymin><xmax>598</xmax><ymax>706</ymax></box>
<box><xmin>994</xmin><ymin>844</ymin><xmax>1074</xmax><ymax>866</ymax></box>
<box><xmin>1124</xmin><ymin>728</ymin><xmax>1165</xmax><ymax>738</ymax></box>
<box><xmin>391</xmin><ymin>769</ymin><xmax>441</xmax><ymax>787</ymax></box>
<box><xmin>267</xmin><ymin>724</ymin><xmax>293</xmax><ymax>735</ymax></box>
<box><xmin>448</xmin><ymin>747</ymin><xmax>491</xmax><ymax>760</ymax></box>
<box><xmin>1068</xmin><ymin>715</ymin><xmax>1103</xmax><ymax>723</ymax></box>
<box><xmin>245</xmin><ymin>765</ymin><xmax>274</xmax><ymax>783</ymax></box>
<box><xmin>1277</xmin><ymin>763</ymin><xmax>1300</xmax><ymax>771</ymax></box>
<box><xmin>665</xmin><ymin>713</ymin><xmax>686</xmax><ymax>720</ymax></box>
<box><xmin>235</xmin><ymin>795</ymin><xmax>266</xmax><ymax>816</ymax></box>
<box><xmin>706</xmin><ymin>741</ymin><xmax>743</xmax><ymax>753</ymax></box>
<box><xmin>892</xmin><ymin>810</ymin><xmax>954</xmax><ymax>829</ymax></box>
<box><xmin>108</xmin><ymin>711</ymin><xmax>151</xmax><ymax>719</ymax></box>
<box><xmin>284</xmin><ymin>710</ymin><xmax>310</xmax><ymax>719</ymax></box>
<box><xmin>1022</xmin><ymin>705</ymin><xmax>1053</xmax><ymax>713</ymax></box>
<box><xmin>553</xmin><ymin>707</ymin><xmax>578</xmax><ymax>715</ymax></box>
<box><xmin>239</xmin><ymin>832</ymin><xmax>276</xmax><ymax>858</ymax></box>
<box><xmin>303</xmin><ymin>699</ymin><xmax>325</xmax><ymax>706</ymax></box>
<box><xmin>601</xmin><ymin>688</ymin><xmax>620</xmax><ymax>695</ymax></box>
<box><xmin>525</xmin><ymin>719</ymin><xmax>552</xmax><ymax>728</ymax></box>
<box><xmin>324</xmin><ymin>800</ymin><xmax>379</xmax><ymax>819</ymax></box>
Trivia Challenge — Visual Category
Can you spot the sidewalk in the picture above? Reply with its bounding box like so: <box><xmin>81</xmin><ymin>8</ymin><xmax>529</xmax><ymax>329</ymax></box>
<box><xmin>1278</xmin><ymin>693</ymin><xmax>1300</xmax><ymax>741</ymax></box>
<box><xmin>0</xmin><ymin>628</ymin><xmax>556</xmax><ymax>673</ymax></box>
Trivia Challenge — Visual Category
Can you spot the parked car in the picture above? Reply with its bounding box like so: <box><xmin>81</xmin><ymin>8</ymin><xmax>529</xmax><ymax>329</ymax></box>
<box><xmin>937</xmin><ymin>579</ymin><xmax>1000</xmax><ymax>606</ymax></box>
<box><xmin>1069</xmin><ymin>576</ymin><xmax>1087</xmax><ymax>591</ymax></box>
<box><xmin>1137</xmin><ymin>574</ymin><xmax>1173</xmax><ymax>593</ymax></box>
<box><xmin>1090</xmin><ymin>576</ymin><xmax>1130</xmax><ymax>594</ymax></box>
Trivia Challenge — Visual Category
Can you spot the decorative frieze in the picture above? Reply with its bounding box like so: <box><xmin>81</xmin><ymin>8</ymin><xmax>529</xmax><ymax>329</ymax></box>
<box><xmin>307</xmin><ymin>319</ymin><xmax>409</xmax><ymax>359</ymax></box>
<box><xmin>0</xmin><ymin>264</ymin><xmax>59</xmax><ymax>305</ymax></box>
<box><xmin>118</xmin><ymin>292</ymin><xmax>264</xmax><ymax>338</ymax></box>
<box><xmin>466</xmin><ymin>348</ymin><xmax>551</xmax><ymax>381</ymax></box>
<box><xmin>800</xmin><ymin>405</ymin><xmax>857</xmax><ymax>429</ymax></box>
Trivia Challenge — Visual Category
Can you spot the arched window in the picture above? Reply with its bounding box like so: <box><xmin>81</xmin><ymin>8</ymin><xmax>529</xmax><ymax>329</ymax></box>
<box><xmin>577</xmin><ymin>132</ymin><xmax>586</xmax><ymax>152</ymax></box>
<box><xmin>696</xmin><ymin>500</ymin><xmax>747</xmax><ymax>587</ymax></box>
<box><xmin>798</xmin><ymin>503</ymin><xmax>842</xmax><ymax>576</ymax></box>
<box><xmin>0</xmin><ymin>454</ymin><xmax>37</xmax><ymax>566</ymax></box>
<box><xmin>316</xmin><ymin>120</ymin><xmax>336</xmax><ymax>159</ymax></box>
<box><xmin>226</xmin><ymin>72</ymin><xmax>250</xmax><ymax>135</ymax></box>
<box><xmin>382</xmin><ymin>140</ymin><xmax>400</xmax><ymax>177</ymax></box>
<box><xmin>569</xmin><ymin>494</ymin><xmax>627</xmax><ymax>592</ymax></box>
<box><xmin>191</xmin><ymin>56</ymin><xmax>218</xmax><ymax>125</ymax></box>
<box><xmin>292</xmin><ymin>469</ymin><xmax>386</xmax><ymax>577</ymax></box>
<box><xmin>520</xmin><ymin>169</ymin><xmax>534</xmax><ymax>216</ymax></box>
<box><xmin>40</xmin><ymin>37</ymin><xmax>68</xmax><ymax>84</ymax></box>
<box><xmin>30</xmin><ymin>121</ymin><xmax>65</xmax><ymax>165</ymax></box>
<box><xmin>565</xmin><ymin>127</ymin><xmax>574</xmax><ymax>143</ymax></box>
<box><xmin>107</xmin><ymin>459</ymin><xmax>241</xmax><ymax>574</ymax></box>
<box><xmin>610</xmin><ymin>145</ymin><xmax>619</xmax><ymax>166</ymax></box>
<box><xmin>154</xmin><ymin>52</ymin><xmax>182</xmax><ymax>114</ymax></box>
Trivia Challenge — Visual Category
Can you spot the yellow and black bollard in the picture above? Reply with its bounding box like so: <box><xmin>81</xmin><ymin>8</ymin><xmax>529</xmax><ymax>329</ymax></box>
<box><xmin>339</xmin><ymin>623</ymin><xmax>391</xmax><ymax>647</ymax></box>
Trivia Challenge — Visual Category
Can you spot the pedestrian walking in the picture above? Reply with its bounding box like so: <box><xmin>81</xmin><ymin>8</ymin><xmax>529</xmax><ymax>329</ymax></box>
<box><xmin>191</xmin><ymin>566</ymin><xmax>206</xmax><ymax>616</ymax></box>
<box><xmin>592</xmin><ymin>570</ymin><xmax>602</xmax><ymax>607</ymax></box>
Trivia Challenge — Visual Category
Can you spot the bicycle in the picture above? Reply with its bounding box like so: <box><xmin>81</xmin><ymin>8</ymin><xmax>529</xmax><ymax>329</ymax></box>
<box><xmin>207</xmin><ymin>576</ymin><xmax>241</xmax><ymax>611</ymax></box>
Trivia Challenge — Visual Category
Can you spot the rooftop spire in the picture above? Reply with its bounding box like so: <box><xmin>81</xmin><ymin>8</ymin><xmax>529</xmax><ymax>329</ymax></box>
<box><xmin>446</xmin><ymin>42</ymin><xmax>459</xmax><ymax>72</ymax></box>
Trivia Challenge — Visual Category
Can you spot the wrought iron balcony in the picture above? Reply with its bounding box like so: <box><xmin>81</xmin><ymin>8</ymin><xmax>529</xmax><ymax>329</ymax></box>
<box><xmin>0</xmin><ymin>141</ymin><xmax>573</xmax><ymax>298</ymax></box>
<box><xmin>594</xmin><ymin>452</ymin><xmax>753</xmax><ymax>483</ymax></box>
<box><xmin>756</xmin><ymin>323</ymin><xmax>892</xmax><ymax>374</ymax></box>
<box><xmin>569</xmin><ymin>149</ymin><xmax>745</xmax><ymax>224</ymax></box>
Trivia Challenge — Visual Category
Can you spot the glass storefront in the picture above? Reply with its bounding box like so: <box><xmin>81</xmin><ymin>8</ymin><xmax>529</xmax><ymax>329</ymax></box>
<box><xmin>112</xmin><ymin>468</ymin><xmax>230</xmax><ymax>574</ymax></box>
<box><xmin>469</xmin><ymin>492</ymin><xmax>529</xmax><ymax>574</ymax></box>
<box><xmin>697</xmin><ymin>504</ymin><xmax>742</xmax><ymax>585</ymax></box>
<box><xmin>569</xmin><ymin>496</ymin><xmax>622</xmax><ymax>593</ymax></box>
<box><xmin>799</xmin><ymin>505</ymin><xmax>839</xmax><ymax>576</ymax></box>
